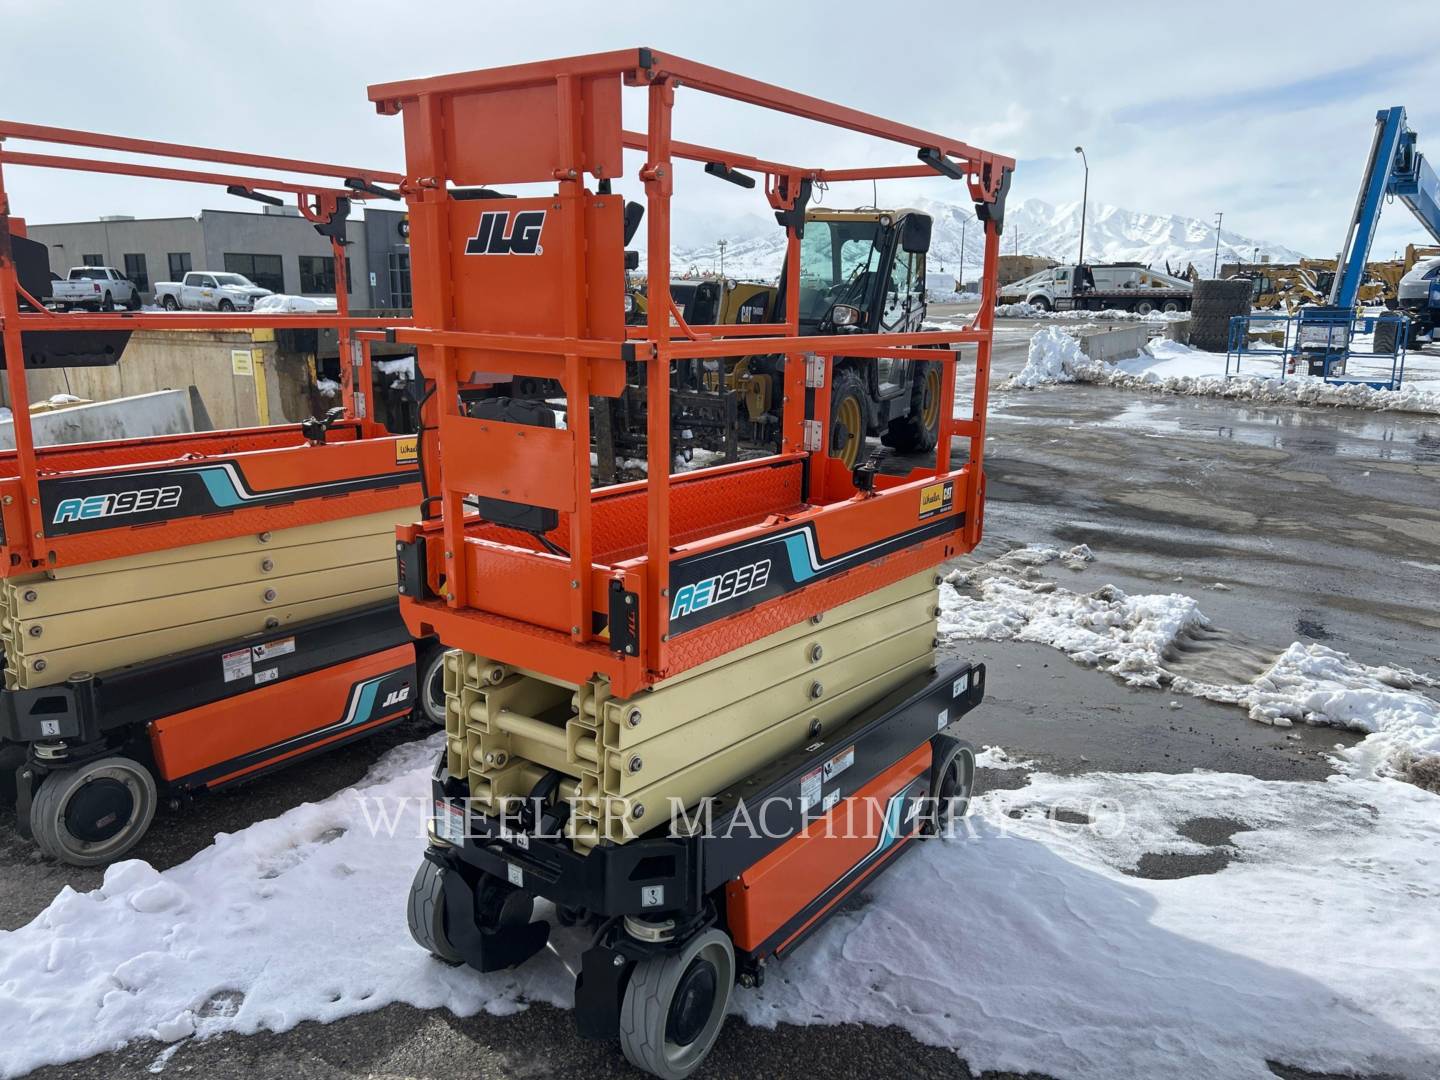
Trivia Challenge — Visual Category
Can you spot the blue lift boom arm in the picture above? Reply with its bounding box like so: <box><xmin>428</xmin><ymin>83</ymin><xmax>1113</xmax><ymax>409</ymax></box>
<box><xmin>1330</xmin><ymin>106</ymin><xmax>1440</xmax><ymax>310</ymax></box>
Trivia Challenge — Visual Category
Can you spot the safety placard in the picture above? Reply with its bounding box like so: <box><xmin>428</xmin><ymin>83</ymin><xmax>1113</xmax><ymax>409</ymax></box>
<box><xmin>799</xmin><ymin>766</ymin><xmax>823</xmax><ymax>813</ymax></box>
<box><xmin>222</xmin><ymin>646</ymin><xmax>253</xmax><ymax>683</ymax></box>
<box><xmin>822</xmin><ymin>745</ymin><xmax>855</xmax><ymax>783</ymax></box>
<box><xmin>919</xmin><ymin>480</ymin><xmax>954</xmax><ymax>520</ymax></box>
<box><xmin>433</xmin><ymin>799</ymin><xmax>466</xmax><ymax>844</ymax></box>
<box><xmin>252</xmin><ymin>636</ymin><xmax>295</xmax><ymax>663</ymax></box>
<box><xmin>395</xmin><ymin>436</ymin><xmax>419</xmax><ymax>464</ymax></box>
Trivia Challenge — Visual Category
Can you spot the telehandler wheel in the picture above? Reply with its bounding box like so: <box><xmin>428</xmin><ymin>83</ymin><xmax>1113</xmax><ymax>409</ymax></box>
<box><xmin>924</xmin><ymin>740</ymin><xmax>976</xmax><ymax>836</ymax></box>
<box><xmin>406</xmin><ymin>858</ymin><xmax>463</xmax><ymax>964</ymax></box>
<box><xmin>620</xmin><ymin>927</ymin><xmax>735</xmax><ymax>1080</ymax></box>
<box><xmin>829</xmin><ymin>368</ymin><xmax>869</xmax><ymax>470</ymax></box>
<box><xmin>883</xmin><ymin>361</ymin><xmax>942</xmax><ymax>454</ymax></box>
<box><xmin>418</xmin><ymin>645</ymin><xmax>450</xmax><ymax>727</ymax></box>
<box><xmin>29</xmin><ymin>755</ymin><xmax>157</xmax><ymax>866</ymax></box>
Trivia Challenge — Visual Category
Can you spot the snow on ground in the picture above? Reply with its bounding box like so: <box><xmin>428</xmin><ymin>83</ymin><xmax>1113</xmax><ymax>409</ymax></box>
<box><xmin>1006</xmin><ymin>327</ymin><xmax>1440</xmax><ymax>416</ymax></box>
<box><xmin>746</xmin><ymin>766</ymin><xmax>1440</xmax><ymax>1080</ymax></box>
<box><xmin>941</xmin><ymin>546</ymin><xmax>1440</xmax><ymax>791</ymax></box>
<box><xmin>2</xmin><ymin>732</ymin><xmax>1437</xmax><ymax>1079</ymax></box>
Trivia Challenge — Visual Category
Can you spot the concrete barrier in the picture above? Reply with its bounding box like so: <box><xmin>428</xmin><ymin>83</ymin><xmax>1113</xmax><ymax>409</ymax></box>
<box><xmin>1073</xmin><ymin>324</ymin><xmax>1151</xmax><ymax>363</ymax></box>
<box><xmin>0</xmin><ymin>389</ymin><xmax>194</xmax><ymax>450</ymax></box>
<box><xmin>1163</xmin><ymin>317</ymin><xmax>1192</xmax><ymax>346</ymax></box>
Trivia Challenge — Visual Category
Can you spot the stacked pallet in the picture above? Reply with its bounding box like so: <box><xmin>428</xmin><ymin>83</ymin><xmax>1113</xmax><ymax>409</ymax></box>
<box><xmin>441</xmin><ymin>570</ymin><xmax>941</xmax><ymax>851</ymax></box>
<box><xmin>1</xmin><ymin>508</ymin><xmax>413</xmax><ymax>690</ymax></box>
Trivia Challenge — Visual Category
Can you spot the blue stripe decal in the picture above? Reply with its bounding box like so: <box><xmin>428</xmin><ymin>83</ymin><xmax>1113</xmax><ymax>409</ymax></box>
<box><xmin>782</xmin><ymin>533</ymin><xmax>818</xmax><ymax>582</ymax></box>
<box><xmin>352</xmin><ymin>679</ymin><xmax>381</xmax><ymax>724</ymax></box>
<box><xmin>196</xmin><ymin>467</ymin><xmax>244</xmax><ymax>508</ymax></box>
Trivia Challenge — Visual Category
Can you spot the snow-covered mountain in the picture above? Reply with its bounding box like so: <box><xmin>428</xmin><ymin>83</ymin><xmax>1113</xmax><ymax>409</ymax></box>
<box><xmin>670</xmin><ymin>198</ymin><xmax>1308</xmax><ymax>283</ymax></box>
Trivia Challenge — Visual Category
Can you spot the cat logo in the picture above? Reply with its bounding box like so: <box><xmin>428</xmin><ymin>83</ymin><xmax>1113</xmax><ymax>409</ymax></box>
<box><xmin>465</xmin><ymin>209</ymin><xmax>546</xmax><ymax>256</ymax></box>
<box><xmin>382</xmin><ymin>687</ymin><xmax>411</xmax><ymax>709</ymax></box>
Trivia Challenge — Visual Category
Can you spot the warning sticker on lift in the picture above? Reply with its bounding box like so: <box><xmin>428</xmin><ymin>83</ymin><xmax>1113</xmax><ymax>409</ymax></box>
<box><xmin>799</xmin><ymin>767</ymin><xmax>823</xmax><ymax>814</ymax></box>
<box><xmin>433</xmin><ymin>799</ymin><xmax>466</xmax><ymax>844</ymax></box>
<box><xmin>919</xmin><ymin>480</ymin><xmax>954</xmax><ymax>521</ymax></box>
<box><xmin>822</xmin><ymin>745</ymin><xmax>855</xmax><ymax>783</ymax></box>
<box><xmin>222</xmin><ymin>647</ymin><xmax>253</xmax><ymax>683</ymax></box>
<box><xmin>254</xmin><ymin>667</ymin><xmax>279</xmax><ymax>686</ymax></box>
<box><xmin>252</xmin><ymin>636</ymin><xmax>295</xmax><ymax>663</ymax></box>
<box><xmin>395</xmin><ymin>436</ymin><xmax>419</xmax><ymax>464</ymax></box>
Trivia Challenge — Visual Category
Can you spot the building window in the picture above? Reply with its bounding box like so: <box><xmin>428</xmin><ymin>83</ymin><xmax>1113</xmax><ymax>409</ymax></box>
<box><xmin>82</xmin><ymin>253</ymin><xmax>104</xmax><ymax>267</ymax></box>
<box><xmin>168</xmin><ymin>252</ymin><xmax>192</xmax><ymax>281</ymax></box>
<box><xmin>122</xmin><ymin>254</ymin><xmax>149</xmax><ymax>291</ymax></box>
<box><xmin>223</xmin><ymin>253</ymin><xmax>285</xmax><ymax>294</ymax></box>
<box><xmin>297</xmin><ymin>255</ymin><xmax>354</xmax><ymax>295</ymax></box>
<box><xmin>388</xmin><ymin>251</ymin><xmax>412</xmax><ymax>308</ymax></box>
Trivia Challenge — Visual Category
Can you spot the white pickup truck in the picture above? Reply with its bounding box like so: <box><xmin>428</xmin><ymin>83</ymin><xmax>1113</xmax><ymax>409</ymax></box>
<box><xmin>50</xmin><ymin>267</ymin><xmax>142</xmax><ymax>311</ymax></box>
<box><xmin>153</xmin><ymin>271</ymin><xmax>272</xmax><ymax>312</ymax></box>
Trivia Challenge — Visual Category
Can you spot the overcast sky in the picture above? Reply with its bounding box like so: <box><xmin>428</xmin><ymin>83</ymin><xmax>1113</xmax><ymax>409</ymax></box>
<box><xmin>4</xmin><ymin>1</ymin><xmax>1438</xmax><ymax>260</ymax></box>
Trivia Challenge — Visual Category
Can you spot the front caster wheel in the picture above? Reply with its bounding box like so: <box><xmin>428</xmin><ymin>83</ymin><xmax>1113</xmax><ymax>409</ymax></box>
<box><xmin>406</xmin><ymin>858</ymin><xmax>463</xmax><ymax>964</ymax></box>
<box><xmin>620</xmin><ymin>927</ymin><xmax>735</xmax><ymax>1079</ymax></box>
<box><xmin>924</xmin><ymin>739</ymin><xmax>976</xmax><ymax>836</ymax></box>
<box><xmin>417</xmin><ymin>645</ymin><xmax>451</xmax><ymax>727</ymax></box>
<box><xmin>29</xmin><ymin>755</ymin><xmax>157</xmax><ymax>866</ymax></box>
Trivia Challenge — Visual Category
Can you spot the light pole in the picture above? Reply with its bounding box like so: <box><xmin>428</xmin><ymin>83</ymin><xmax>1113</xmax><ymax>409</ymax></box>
<box><xmin>1074</xmin><ymin>146</ymin><xmax>1088</xmax><ymax>266</ymax></box>
<box><xmin>717</xmin><ymin>238</ymin><xmax>727</xmax><ymax>279</ymax></box>
<box><xmin>959</xmin><ymin>214</ymin><xmax>968</xmax><ymax>290</ymax></box>
<box><xmin>1212</xmin><ymin>212</ymin><xmax>1224</xmax><ymax>278</ymax></box>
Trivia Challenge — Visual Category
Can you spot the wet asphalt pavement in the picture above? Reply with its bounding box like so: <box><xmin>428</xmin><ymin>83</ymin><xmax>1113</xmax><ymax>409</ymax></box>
<box><xmin>5</xmin><ymin>306</ymin><xmax>1438</xmax><ymax>1079</ymax></box>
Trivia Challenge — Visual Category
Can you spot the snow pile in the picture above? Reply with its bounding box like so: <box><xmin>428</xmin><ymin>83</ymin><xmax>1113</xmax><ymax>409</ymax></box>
<box><xmin>994</xmin><ymin>301</ymin><xmax>1043</xmax><ymax>317</ymax></box>
<box><xmin>253</xmin><ymin>295</ymin><xmax>338</xmax><ymax>314</ymax></box>
<box><xmin>1007</xmin><ymin>330</ymin><xmax>1440</xmax><ymax>416</ymax></box>
<box><xmin>1008</xmin><ymin>326</ymin><xmax>1102</xmax><ymax>388</ymax></box>
<box><xmin>0</xmin><ymin>736</ymin><xmax>580</xmax><ymax>1079</ymax></box>
<box><xmin>994</xmin><ymin>304</ymin><xmax>1189</xmax><ymax>323</ymax></box>
<box><xmin>927</xmin><ymin>288</ymin><xmax>979</xmax><ymax>304</ymax></box>
<box><xmin>942</xmin><ymin>546</ymin><xmax>1440</xmax><ymax>788</ymax></box>
<box><xmin>747</xmin><ymin>766</ymin><xmax>1440</xmax><ymax>1079</ymax></box>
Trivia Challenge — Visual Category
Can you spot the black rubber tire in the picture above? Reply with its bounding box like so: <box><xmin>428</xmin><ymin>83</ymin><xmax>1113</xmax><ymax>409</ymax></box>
<box><xmin>218</xmin><ymin>299</ymin><xmax>235</xmax><ymax>312</ymax></box>
<box><xmin>29</xmin><ymin>755</ymin><xmax>157</xmax><ymax>867</ymax></box>
<box><xmin>924</xmin><ymin>740</ymin><xmax>977</xmax><ymax>835</ymax></box>
<box><xmin>882</xmin><ymin>360</ymin><xmax>941</xmax><ymax>454</ymax></box>
<box><xmin>620</xmin><ymin>927</ymin><xmax>735</xmax><ymax>1079</ymax></box>
<box><xmin>1028</xmin><ymin>295</ymin><xmax>1052</xmax><ymax>312</ymax></box>
<box><xmin>1374</xmin><ymin>319</ymin><xmax>1401</xmax><ymax>355</ymax></box>
<box><xmin>126</xmin><ymin>291</ymin><xmax>142</xmax><ymax>311</ymax></box>
<box><xmin>101</xmin><ymin>291</ymin><xmax>114</xmax><ymax>312</ymax></box>
<box><xmin>406</xmin><ymin>857</ymin><xmax>463</xmax><ymax>964</ymax></box>
<box><xmin>162</xmin><ymin>295</ymin><xmax>180</xmax><ymax>311</ymax></box>
<box><xmin>828</xmin><ymin>368</ymin><xmax>870</xmax><ymax>469</ymax></box>
<box><xmin>1189</xmin><ymin>278</ymin><xmax>1253</xmax><ymax>352</ymax></box>
<box><xmin>1134</xmin><ymin>299</ymin><xmax>1154</xmax><ymax>315</ymax></box>
<box><xmin>417</xmin><ymin>644</ymin><xmax>450</xmax><ymax>727</ymax></box>
<box><xmin>1162</xmin><ymin>299</ymin><xmax>1183</xmax><ymax>313</ymax></box>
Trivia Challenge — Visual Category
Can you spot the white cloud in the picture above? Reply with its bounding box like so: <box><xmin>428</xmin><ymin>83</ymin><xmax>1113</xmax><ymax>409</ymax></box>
<box><xmin>3</xmin><ymin>1</ymin><xmax>1438</xmax><ymax>258</ymax></box>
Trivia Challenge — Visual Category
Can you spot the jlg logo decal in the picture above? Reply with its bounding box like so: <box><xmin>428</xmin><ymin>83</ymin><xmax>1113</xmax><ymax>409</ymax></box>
<box><xmin>465</xmin><ymin>210</ymin><xmax>546</xmax><ymax>256</ymax></box>
<box><xmin>382</xmin><ymin>687</ymin><xmax>411</xmax><ymax>709</ymax></box>
<box><xmin>53</xmin><ymin>485</ymin><xmax>183</xmax><ymax>524</ymax></box>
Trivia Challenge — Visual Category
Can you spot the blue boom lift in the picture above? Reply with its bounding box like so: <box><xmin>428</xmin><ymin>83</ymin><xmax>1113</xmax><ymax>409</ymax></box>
<box><xmin>1297</xmin><ymin>106</ymin><xmax>1440</xmax><ymax>377</ymax></box>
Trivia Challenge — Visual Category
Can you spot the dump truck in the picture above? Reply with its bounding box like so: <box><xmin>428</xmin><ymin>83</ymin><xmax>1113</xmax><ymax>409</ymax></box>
<box><xmin>370</xmin><ymin>46</ymin><xmax>1011</xmax><ymax>1079</ymax></box>
<box><xmin>0</xmin><ymin>128</ymin><xmax>445</xmax><ymax>867</ymax></box>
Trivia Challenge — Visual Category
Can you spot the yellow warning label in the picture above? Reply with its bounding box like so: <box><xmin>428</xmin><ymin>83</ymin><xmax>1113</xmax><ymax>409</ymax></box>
<box><xmin>919</xmin><ymin>480</ymin><xmax>954</xmax><ymax>520</ymax></box>
<box><xmin>395</xmin><ymin>436</ymin><xmax>419</xmax><ymax>464</ymax></box>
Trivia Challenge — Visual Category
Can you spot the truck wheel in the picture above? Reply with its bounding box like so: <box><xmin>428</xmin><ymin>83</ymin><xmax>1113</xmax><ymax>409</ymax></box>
<box><xmin>29</xmin><ymin>755</ymin><xmax>157</xmax><ymax>866</ymax></box>
<box><xmin>126</xmin><ymin>291</ymin><xmax>142</xmax><ymax>311</ymax></box>
<box><xmin>418</xmin><ymin>644</ymin><xmax>451</xmax><ymax>727</ymax></box>
<box><xmin>1162</xmin><ymin>300</ymin><xmax>1182</xmax><ymax>313</ymax></box>
<box><xmin>1374</xmin><ymin>319</ymin><xmax>1401</xmax><ymax>355</ymax></box>
<box><xmin>219</xmin><ymin>299</ymin><xmax>236</xmax><ymax>312</ymax></box>
<box><xmin>1028</xmin><ymin>295</ymin><xmax>1052</xmax><ymax>312</ymax></box>
<box><xmin>406</xmin><ymin>858</ymin><xmax>463</xmax><ymax>964</ymax></box>
<box><xmin>882</xmin><ymin>361</ymin><xmax>942</xmax><ymax>454</ymax></box>
<box><xmin>829</xmin><ymin>368</ymin><xmax>870</xmax><ymax>470</ymax></box>
<box><xmin>162</xmin><ymin>295</ymin><xmax>179</xmax><ymax>311</ymax></box>
<box><xmin>1135</xmin><ymin>299</ymin><xmax>1154</xmax><ymax>315</ymax></box>
<box><xmin>101</xmin><ymin>291</ymin><xmax>114</xmax><ymax>312</ymax></box>
<box><xmin>620</xmin><ymin>927</ymin><xmax>735</xmax><ymax>1080</ymax></box>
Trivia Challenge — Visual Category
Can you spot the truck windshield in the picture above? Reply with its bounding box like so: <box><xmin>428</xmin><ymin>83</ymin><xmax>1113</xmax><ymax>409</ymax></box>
<box><xmin>797</xmin><ymin>219</ymin><xmax>882</xmax><ymax>323</ymax></box>
<box><xmin>70</xmin><ymin>268</ymin><xmax>105</xmax><ymax>279</ymax></box>
<box><xmin>212</xmin><ymin>274</ymin><xmax>253</xmax><ymax>287</ymax></box>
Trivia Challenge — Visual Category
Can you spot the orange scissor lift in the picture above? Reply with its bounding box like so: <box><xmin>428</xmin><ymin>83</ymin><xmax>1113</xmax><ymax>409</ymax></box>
<box><xmin>377</xmin><ymin>49</ymin><xmax>1011</xmax><ymax>1077</ymax></box>
<box><xmin>0</xmin><ymin>125</ymin><xmax>445</xmax><ymax>866</ymax></box>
